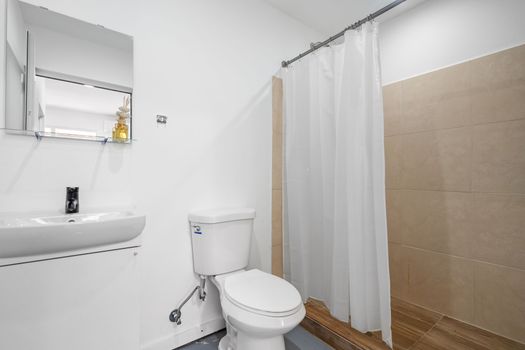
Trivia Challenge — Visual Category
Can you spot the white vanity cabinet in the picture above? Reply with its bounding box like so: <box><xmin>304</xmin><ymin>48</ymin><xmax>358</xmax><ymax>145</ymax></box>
<box><xmin>0</xmin><ymin>248</ymin><xmax>140</xmax><ymax>350</ymax></box>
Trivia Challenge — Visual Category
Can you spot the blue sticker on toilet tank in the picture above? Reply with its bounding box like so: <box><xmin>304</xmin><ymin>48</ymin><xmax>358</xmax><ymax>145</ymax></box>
<box><xmin>193</xmin><ymin>225</ymin><xmax>202</xmax><ymax>234</ymax></box>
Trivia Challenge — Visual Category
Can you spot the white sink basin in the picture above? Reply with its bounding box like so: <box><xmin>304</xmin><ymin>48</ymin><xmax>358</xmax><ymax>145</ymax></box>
<box><xmin>0</xmin><ymin>211</ymin><xmax>146</xmax><ymax>258</ymax></box>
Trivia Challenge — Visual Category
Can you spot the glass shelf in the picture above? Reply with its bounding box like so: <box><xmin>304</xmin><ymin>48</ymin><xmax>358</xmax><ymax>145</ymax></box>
<box><xmin>1</xmin><ymin>129</ymin><xmax>135</xmax><ymax>144</ymax></box>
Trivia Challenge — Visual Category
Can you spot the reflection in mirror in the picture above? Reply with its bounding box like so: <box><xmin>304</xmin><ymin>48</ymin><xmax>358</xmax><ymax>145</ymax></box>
<box><xmin>4</xmin><ymin>0</ymin><xmax>133</xmax><ymax>142</ymax></box>
<box><xmin>34</xmin><ymin>77</ymin><xmax>131</xmax><ymax>138</ymax></box>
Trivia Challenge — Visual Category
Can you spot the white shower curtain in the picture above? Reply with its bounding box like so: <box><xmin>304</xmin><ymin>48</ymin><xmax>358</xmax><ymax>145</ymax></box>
<box><xmin>282</xmin><ymin>22</ymin><xmax>392</xmax><ymax>347</ymax></box>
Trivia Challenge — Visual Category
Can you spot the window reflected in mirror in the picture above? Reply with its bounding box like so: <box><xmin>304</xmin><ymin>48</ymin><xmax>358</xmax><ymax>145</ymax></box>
<box><xmin>32</xmin><ymin>76</ymin><xmax>131</xmax><ymax>139</ymax></box>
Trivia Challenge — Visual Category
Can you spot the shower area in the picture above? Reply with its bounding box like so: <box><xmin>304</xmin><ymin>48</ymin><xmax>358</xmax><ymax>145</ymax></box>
<box><xmin>270</xmin><ymin>2</ymin><xmax>525</xmax><ymax>349</ymax></box>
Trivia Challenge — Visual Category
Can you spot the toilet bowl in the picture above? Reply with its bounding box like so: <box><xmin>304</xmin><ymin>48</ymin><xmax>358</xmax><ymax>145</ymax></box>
<box><xmin>212</xmin><ymin>269</ymin><xmax>305</xmax><ymax>350</ymax></box>
<box><xmin>188</xmin><ymin>208</ymin><xmax>305</xmax><ymax>350</ymax></box>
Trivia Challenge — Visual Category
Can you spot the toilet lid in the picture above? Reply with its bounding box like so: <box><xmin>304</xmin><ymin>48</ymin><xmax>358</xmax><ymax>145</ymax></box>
<box><xmin>224</xmin><ymin>269</ymin><xmax>302</xmax><ymax>315</ymax></box>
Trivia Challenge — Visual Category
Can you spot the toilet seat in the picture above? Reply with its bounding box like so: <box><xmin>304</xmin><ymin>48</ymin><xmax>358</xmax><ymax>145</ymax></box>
<box><xmin>223</xmin><ymin>269</ymin><xmax>302</xmax><ymax>317</ymax></box>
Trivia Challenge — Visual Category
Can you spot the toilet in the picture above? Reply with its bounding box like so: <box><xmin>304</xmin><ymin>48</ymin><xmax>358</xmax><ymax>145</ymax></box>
<box><xmin>189</xmin><ymin>208</ymin><xmax>305</xmax><ymax>350</ymax></box>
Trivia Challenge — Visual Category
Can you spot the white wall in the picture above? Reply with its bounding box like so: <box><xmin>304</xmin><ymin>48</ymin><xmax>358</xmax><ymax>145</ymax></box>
<box><xmin>0</xmin><ymin>0</ymin><xmax>5</xmax><ymax>129</ymax></box>
<box><xmin>0</xmin><ymin>0</ymin><xmax>321</xmax><ymax>349</ymax></box>
<box><xmin>5</xmin><ymin>45</ymin><xmax>24</xmax><ymax>129</ymax></box>
<box><xmin>4</xmin><ymin>0</ymin><xmax>26</xmax><ymax>129</ymax></box>
<box><xmin>6</xmin><ymin>0</ymin><xmax>26</xmax><ymax>67</ymax></box>
<box><xmin>380</xmin><ymin>0</ymin><xmax>525</xmax><ymax>84</ymax></box>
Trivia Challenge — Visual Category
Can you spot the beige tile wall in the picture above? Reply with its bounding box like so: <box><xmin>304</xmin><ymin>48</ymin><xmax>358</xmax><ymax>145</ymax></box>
<box><xmin>272</xmin><ymin>76</ymin><xmax>284</xmax><ymax>277</ymax></box>
<box><xmin>385</xmin><ymin>44</ymin><xmax>525</xmax><ymax>344</ymax></box>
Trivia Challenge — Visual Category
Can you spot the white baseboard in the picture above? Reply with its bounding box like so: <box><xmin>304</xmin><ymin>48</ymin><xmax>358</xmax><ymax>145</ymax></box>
<box><xmin>141</xmin><ymin>317</ymin><xmax>226</xmax><ymax>350</ymax></box>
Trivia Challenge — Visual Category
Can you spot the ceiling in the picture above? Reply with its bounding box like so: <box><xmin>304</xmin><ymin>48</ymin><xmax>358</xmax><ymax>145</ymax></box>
<box><xmin>264</xmin><ymin>0</ymin><xmax>427</xmax><ymax>35</ymax></box>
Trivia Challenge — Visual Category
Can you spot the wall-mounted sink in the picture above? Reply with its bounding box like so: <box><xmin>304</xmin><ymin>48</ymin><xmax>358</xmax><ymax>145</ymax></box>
<box><xmin>0</xmin><ymin>211</ymin><xmax>146</xmax><ymax>259</ymax></box>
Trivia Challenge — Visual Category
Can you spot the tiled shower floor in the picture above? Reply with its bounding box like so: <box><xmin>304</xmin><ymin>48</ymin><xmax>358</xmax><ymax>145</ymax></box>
<box><xmin>178</xmin><ymin>325</ymin><xmax>333</xmax><ymax>350</ymax></box>
<box><xmin>302</xmin><ymin>298</ymin><xmax>525</xmax><ymax>350</ymax></box>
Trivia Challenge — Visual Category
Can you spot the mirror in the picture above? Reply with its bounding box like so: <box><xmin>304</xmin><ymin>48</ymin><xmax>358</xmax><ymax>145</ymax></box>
<box><xmin>3</xmin><ymin>0</ymin><xmax>133</xmax><ymax>142</ymax></box>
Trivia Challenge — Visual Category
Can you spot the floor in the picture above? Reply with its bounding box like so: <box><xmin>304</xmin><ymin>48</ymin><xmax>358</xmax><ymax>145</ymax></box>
<box><xmin>177</xmin><ymin>330</ymin><xmax>225</xmax><ymax>350</ymax></box>
<box><xmin>302</xmin><ymin>298</ymin><xmax>525</xmax><ymax>350</ymax></box>
<box><xmin>178</xmin><ymin>325</ymin><xmax>333</xmax><ymax>350</ymax></box>
<box><xmin>177</xmin><ymin>297</ymin><xmax>525</xmax><ymax>350</ymax></box>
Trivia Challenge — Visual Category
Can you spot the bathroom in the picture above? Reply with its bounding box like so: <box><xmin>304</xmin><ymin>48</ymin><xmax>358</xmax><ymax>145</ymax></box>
<box><xmin>0</xmin><ymin>0</ymin><xmax>524</xmax><ymax>349</ymax></box>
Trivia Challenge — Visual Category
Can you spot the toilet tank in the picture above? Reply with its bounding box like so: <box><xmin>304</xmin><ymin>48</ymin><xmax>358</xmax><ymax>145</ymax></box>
<box><xmin>189</xmin><ymin>208</ymin><xmax>256</xmax><ymax>276</ymax></box>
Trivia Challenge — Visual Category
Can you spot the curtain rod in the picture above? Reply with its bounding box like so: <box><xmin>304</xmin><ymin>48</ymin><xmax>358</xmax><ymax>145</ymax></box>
<box><xmin>281</xmin><ymin>0</ymin><xmax>407</xmax><ymax>68</ymax></box>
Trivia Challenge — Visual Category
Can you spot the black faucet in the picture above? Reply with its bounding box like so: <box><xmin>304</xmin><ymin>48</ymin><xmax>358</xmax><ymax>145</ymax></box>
<box><xmin>65</xmin><ymin>187</ymin><xmax>79</xmax><ymax>214</ymax></box>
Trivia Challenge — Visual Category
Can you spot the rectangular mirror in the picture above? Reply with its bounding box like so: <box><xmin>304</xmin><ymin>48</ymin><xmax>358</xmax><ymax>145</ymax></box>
<box><xmin>3</xmin><ymin>0</ymin><xmax>133</xmax><ymax>142</ymax></box>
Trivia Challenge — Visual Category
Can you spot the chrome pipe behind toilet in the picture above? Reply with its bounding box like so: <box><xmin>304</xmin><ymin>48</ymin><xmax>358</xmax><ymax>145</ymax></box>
<box><xmin>169</xmin><ymin>276</ymin><xmax>207</xmax><ymax>325</ymax></box>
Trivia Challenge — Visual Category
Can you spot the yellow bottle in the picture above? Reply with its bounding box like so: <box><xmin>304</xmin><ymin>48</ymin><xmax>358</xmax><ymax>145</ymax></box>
<box><xmin>116</xmin><ymin>120</ymin><xmax>128</xmax><ymax>141</ymax></box>
<box><xmin>113</xmin><ymin>96</ymin><xmax>130</xmax><ymax>142</ymax></box>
